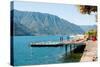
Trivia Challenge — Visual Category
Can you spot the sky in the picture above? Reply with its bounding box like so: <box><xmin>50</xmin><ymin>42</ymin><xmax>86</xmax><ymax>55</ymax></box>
<box><xmin>13</xmin><ymin>1</ymin><xmax>96</xmax><ymax>25</ymax></box>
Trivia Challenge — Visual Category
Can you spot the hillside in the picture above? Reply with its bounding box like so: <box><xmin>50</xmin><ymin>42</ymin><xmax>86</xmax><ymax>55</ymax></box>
<box><xmin>11</xmin><ymin>10</ymin><xmax>84</xmax><ymax>36</ymax></box>
<box><xmin>80</xmin><ymin>25</ymin><xmax>97</xmax><ymax>32</ymax></box>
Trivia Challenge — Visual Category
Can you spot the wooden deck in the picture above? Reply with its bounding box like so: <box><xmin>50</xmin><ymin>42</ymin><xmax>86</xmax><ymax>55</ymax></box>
<box><xmin>30</xmin><ymin>43</ymin><xmax>63</xmax><ymax>47</ymax></box>
<box><xmin>30</xmin><ymin>39</ymin><xmax>86</xmax><ymax>47</ymax></box>
<box><xmin>80</xmin><ymin>40</ymin><xmax>97</xmax><ymax>62</ymax></box>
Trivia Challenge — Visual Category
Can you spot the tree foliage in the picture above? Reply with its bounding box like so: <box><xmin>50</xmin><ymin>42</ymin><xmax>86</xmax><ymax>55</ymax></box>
<box><xmin>78</xmin><ymin>5</ymin><xmax>97</xmax><ymax>14</ymax></box>
<box><xmin>85</xmin><ymin>29</ymin><xmax>97</xmax><ymax>40</ymax></box>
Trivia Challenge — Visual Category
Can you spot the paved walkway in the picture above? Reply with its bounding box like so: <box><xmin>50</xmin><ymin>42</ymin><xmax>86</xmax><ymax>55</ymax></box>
<box><xmin>80</xmin><ymin>40</ymin><xmax>97</xmax><ymax>62</ymax></box>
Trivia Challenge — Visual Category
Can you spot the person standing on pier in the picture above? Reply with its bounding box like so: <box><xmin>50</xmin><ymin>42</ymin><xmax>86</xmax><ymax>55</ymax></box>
<box><xmin>60</xmin><ymin>36</ymin><xmax>63</xmax><ymax>41</ymax></box>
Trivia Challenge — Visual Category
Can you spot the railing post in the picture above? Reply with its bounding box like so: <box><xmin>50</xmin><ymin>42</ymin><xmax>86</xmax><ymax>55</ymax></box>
<box><xmin>70</xmin><ymin>44</ymin><xmax>71</xmax><ymax>54</ymax></box>
<box><xmin>64</xmin><ymin>44</ymin><xmax>68</xmax><ymax>56</ymax></box>
<box><xmin>65</xmin><ymin>45</ymin><xmax>67</xmax><ymax>54</ymax></box>
<box><xmin>71</xmin><ymin>45</ymin><xmax>72</xmax><ymax>54</ymax></box>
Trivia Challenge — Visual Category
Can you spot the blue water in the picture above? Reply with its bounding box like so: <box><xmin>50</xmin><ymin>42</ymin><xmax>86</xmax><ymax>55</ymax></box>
<box><xmin>13</xmin><ymin>35</ymin><xmax>71</xmax><ymax>66</ymax></box>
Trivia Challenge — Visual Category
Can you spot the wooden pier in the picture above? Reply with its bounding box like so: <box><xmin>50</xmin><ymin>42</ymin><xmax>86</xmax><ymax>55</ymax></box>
<box><xmin>30</xmin><ymin>39</ymin><xmax>86</xmax><ymax>56</ymax></box>
<box><xmin>30</xmin><ymin>39</ymin><xmax>86</xmax><ymax>47</ymax></box>
<box><xmin>30</xmin><ymin>43</ymin><xmax>63</xmax><ymax>47</ymax></box>
<box><xmin>30</xmin><ymin>42</ymin><xmax>64</xmax><ymax>47</ymax></box>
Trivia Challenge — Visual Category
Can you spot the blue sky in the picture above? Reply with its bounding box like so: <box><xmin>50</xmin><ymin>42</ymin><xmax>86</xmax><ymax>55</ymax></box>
<box><xmin>13</xmin><ymin>1</ymin><xmax>96</xmax><ymax>25</ymax></box>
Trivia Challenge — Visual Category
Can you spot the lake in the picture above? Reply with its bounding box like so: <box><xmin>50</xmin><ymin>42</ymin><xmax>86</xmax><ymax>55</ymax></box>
<box><xmin>12</xmin><ymin>35</ymin><xmax>73</xmax><ymax>66</ymax></box>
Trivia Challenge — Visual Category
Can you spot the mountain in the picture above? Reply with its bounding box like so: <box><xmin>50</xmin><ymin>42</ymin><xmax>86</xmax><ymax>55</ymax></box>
<box><xmin>11</xmin><ymin>9</ymin><xmax>84</xmax><ymax>36</ymax></box>
<box><xmin>80</xmin><ymin>25</ymin><xmax>97</xmax><ymax>32</ymax></box>
<box><xmin>13</xmin><ymin>22</ymin><xmax>32</xmax><ymax>36</ymax></box>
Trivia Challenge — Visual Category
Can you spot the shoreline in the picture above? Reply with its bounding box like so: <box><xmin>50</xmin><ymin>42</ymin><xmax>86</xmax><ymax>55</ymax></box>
<box><xmin>80</xmin><ymin>40</ymin><xmax>97</xmax><ymax>62</ymax></box>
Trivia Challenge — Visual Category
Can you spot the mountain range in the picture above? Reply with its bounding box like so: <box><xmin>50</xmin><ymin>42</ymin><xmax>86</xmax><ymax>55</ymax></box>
<box><xmin>80</xmin><ymin>25</ymin><xmax>97</xmax><ymax>32</ymax></box>
<box><xmin>11</xmin><ymin>10</ymin><xmax>85</xmax><ymax>36</ymax></box>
